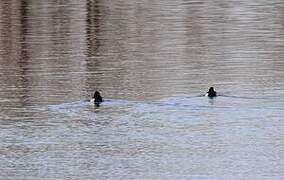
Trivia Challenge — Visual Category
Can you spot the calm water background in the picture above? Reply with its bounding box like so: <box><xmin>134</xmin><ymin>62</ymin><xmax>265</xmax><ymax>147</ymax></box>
<box><xmin>0</xmin><ymin>0</ymin><xmax>283</xmax><ymax>179</ymax></box>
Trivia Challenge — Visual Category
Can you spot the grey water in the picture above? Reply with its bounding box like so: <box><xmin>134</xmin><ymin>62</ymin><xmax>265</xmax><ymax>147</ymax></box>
<box><xmin>0</xmin><ymin>1</ymin><xmax>283</xmax><ymax>179</ymax></box>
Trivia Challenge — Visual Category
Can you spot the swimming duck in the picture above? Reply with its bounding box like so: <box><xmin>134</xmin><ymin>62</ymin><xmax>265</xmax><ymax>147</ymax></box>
<box><xmin>90</xmin><ymin>91</ymin><xmax>103</xmax><ymax>104</ymax></box>
<box><xmin>206</xmin><ymin>87</ymin><xmax>217</xmax><ymax>98</ymax></box>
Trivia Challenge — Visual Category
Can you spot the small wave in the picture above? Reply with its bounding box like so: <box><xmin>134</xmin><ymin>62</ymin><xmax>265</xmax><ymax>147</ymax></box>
<box><xmin>219</xmin><ymin>95</ymin><xmax>263</xmax><ymax>99</ymax></box>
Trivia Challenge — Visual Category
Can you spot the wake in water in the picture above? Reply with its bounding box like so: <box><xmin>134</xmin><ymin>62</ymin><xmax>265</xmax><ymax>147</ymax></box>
<box><xmin>219</xmin><ymin>95</ymin><xmax>264</xmax><ymax>99</ymax></box>
<box><xmin>47</xmin><ymin>93</ymin><xmax>261</xmax><ymax>111</ymax></box>
<box><xmin>44</xmin><ymin>91</ymin><xmax>280</xmax><ymax>119</ymax></box>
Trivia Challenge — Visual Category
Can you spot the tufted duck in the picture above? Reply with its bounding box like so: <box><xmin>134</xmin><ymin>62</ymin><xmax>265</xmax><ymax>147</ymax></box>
<box><xmin>206</xmin><ymin>87</ymin><xmax>217</xmax><ymax>98</ymax></box>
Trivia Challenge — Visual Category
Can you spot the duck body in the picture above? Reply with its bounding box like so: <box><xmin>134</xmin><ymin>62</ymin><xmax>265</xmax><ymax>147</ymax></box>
<box><xmin>90</xmin><ymin>91</ymin><xmax>103</xmax><ymax>104</ymax></box>
<box><xmin>206</xmin><ymin>87</ymin><xmax>217</xmax><ymax>98</ymax></box>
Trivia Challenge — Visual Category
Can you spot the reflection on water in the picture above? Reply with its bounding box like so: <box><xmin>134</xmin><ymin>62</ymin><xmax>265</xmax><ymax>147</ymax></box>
<box><xmin>0</xmin><ymin>0</ymin><xmax>283</xmax><ymax>179</ymax></box>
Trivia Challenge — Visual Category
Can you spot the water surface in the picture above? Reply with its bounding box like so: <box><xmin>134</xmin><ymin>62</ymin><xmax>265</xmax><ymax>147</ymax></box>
<box><xmin>0</xmin><ymin>1</ymin><xmax>283</xmax><ymax>179</ymax></box>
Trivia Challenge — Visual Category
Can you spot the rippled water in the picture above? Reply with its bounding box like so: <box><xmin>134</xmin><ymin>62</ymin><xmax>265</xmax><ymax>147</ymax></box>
<box><xmin>0</xmin><ymin>1</ymin><xmax>283</xmax><ymax>179</ymax></box>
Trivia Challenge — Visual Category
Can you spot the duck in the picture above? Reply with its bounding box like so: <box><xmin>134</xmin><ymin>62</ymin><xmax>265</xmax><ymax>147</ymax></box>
<box><xmin>90</xmin><ymin>91</ymin><xmax>103</xmax><ymax>104</ymax></box>
<box><xmin>206</xmin><ymin>87</ymin><xmax>217</xmax><ymax>98</ymax></box>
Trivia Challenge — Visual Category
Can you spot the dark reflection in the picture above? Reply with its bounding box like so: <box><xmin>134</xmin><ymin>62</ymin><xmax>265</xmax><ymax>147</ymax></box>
<box><xmin>0</xmin><ymin>1</ymin><xmax>48</xmax><ymax>122</ymax></box>
<box><xmin>0</xmin><ymin>0</ymin><xmax>90</xmax><ymax>120</ymax></box>
<box><xmin>86</xmin><ymin>0</ymin><xmax>101</xmax><ymax>55</ymax></box>
<box><xmin>20</xmin><ymin>0</ymin><xmax>28</xmax><ymax>45</ymax></box>
<box><xmin>85</xmin><ymin>0</ymin><xmax>103</xmax><ymax>95</ymax></box>
<box><xmin>93</xmin><ymin>103</ymin><xmax>101</xmax><ymax>108</ymax></box>
<box><xmin>18</xmin><ymin>0</ymin><xmax>31</xmax><ymax>107</ymax></box>
<box><xmin>208</xmin><ymin>98</ymin><xmax>215</xmax><ymax>105</ymax></box>
<box><xmin>0</xmin><ymin>1</ymin><xmax>31</xmax><ymax>109</ymax></box>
